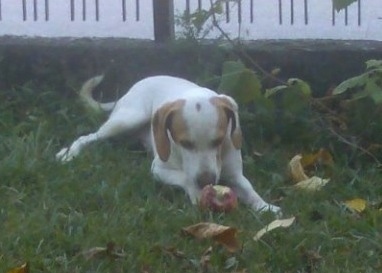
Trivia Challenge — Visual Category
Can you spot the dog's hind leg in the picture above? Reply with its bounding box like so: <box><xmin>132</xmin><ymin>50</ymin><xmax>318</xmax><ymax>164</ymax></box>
<box><xmin>56</xmin><ymin>108</ymin><xmax>149</xmax><ymax>162</ymax></box>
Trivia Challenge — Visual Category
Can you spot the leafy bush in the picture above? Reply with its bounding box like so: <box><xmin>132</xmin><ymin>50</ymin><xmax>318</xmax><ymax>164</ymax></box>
<box><xmin>216</xmin><ymin>59</ymin><xmax>382</xmax><ymax>166</ymax></box>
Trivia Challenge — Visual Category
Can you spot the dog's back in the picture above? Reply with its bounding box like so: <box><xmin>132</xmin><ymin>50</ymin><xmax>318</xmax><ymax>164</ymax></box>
<box><xmin>80</xmin><ymin>75</ymin><xmax>217</xmax><ymax>117</ymax></box>
<box><xmin>116</xmin><ymin>76</ymin><xmax>217</xmax><ymax>114</ymax></box>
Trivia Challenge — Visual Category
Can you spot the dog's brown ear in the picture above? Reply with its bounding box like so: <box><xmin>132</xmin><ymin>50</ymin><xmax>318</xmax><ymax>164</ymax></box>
<box><xmin>210</xmin><ymin>95</ymin><xmax>242</xmax><ymax>149</ymax></box>
<box><xmin>152</xmin><ymin>100</ymin><xmax>186</xmax><ymax>161</ymax></box>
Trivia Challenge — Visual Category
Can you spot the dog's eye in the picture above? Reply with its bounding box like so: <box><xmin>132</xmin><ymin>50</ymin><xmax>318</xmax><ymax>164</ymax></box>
<box><xmin>210</xmin><ymin>137</ymin><xmax>224</xmax><ymax>148</ymax></box>
<box><xmin>179</xmin><ymin>140</ymin><xmax>195</xmax><ymax>150</ymax></box>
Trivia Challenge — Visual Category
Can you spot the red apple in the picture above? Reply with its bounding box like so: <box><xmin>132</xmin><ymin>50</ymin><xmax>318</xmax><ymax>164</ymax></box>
<box><xmin>199</xmin><ymin>185</ymin><xmax>238</xmax><ymax>212</ymax></box>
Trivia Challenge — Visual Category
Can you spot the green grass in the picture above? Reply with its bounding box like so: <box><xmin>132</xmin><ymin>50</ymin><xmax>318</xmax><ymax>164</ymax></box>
<box><xmin>1</xmin><ymin>85</ymin><xmax>381</xmax><ymax>273</ymax></box>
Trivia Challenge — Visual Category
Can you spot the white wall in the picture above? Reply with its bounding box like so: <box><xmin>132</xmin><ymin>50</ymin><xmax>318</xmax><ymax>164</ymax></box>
<box><xmin>0</xmin><ymin>0</ymin><xmax>380</xmax><ymax>41</ymax></box>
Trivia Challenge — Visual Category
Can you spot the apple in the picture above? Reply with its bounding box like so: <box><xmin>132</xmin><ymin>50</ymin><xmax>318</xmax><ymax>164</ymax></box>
<box><xmin>199</xmin><ymin>185</ymin><xmax>238</xmax><ymax>213</ymax></box>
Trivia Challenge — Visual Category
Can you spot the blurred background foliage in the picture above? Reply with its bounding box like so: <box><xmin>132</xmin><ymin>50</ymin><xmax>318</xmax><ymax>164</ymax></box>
<box><xmin>214</xmin><ymin>59</ymin><xmax>382</xmax><ymax>167</ymax></box>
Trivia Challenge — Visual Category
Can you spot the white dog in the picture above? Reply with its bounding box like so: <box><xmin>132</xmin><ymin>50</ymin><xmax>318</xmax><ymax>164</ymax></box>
<box><xmin>56</xmin><ymin>75</ymin><xmax>280</xmax><ymax>213</ymax></box>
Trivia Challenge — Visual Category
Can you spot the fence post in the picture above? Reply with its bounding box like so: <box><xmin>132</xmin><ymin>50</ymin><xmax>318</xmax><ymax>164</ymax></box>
<box><xmin>153</xmin><ymin>0</ymin><xmax>174</xmax><ymax>42</ymax></box>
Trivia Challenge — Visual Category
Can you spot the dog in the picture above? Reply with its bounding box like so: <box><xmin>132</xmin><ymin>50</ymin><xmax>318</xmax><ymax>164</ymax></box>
<box><xmin>56</xmin><ymin>75</ymin><xmax>280</xmax><ymax>214</ymax></box>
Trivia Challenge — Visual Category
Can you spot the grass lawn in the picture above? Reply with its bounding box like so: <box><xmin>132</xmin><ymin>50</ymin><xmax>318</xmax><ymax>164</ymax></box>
<box><xmin>0</xmin><ymin>84</ymin><xmax>381</xmax><ymax>273</ymax></box>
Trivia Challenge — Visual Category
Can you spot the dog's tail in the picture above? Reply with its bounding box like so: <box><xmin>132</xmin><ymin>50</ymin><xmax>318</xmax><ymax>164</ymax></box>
<box><xmin>79</xmin><ymin>75</ymin><xmax>116</xmax><ymax>112</ymax></box>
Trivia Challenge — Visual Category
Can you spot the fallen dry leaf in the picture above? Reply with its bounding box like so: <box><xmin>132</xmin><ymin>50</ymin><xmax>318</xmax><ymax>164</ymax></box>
<box><xmin>294</xmin><ymin>176</ymin><xmax>330</xmax><ymax>191</ymax></box>
<box><xmin>316</xmin><ymin>148</ymin><xmax>334</xmax><ymax>166</ymax></box>
<box><xmin>300</xmin><ymin>153</ymin><xmax>318</xmax><ymax>168</ymax></box>
<box><xmin>253</xmin><ymin>216</ymin><xmax>296</xmax><ymax>241</ymax></box>
<box><xmin>6</xmin><ymin>262</ymin><xmax>29</xmax><ymax>273</ymax></box>
<box><xmin>289</xmin><ymin>154</ymin><xmax>310</xmax><ymax>182</ymax></box>
<box><xmin>81</xmin><ymin>246</ymin><xmax>108</xmax><ymax>260</ymax></box>
<box><xmin>182</xmin><ymin>222</ymin><xmax>240</xmax><ymax>252</ymax></box>
<box><xmin>289</xmin><ymin>150</ymin><xmax>333</xmax><ymax>186</ymax></box>
<box><xmin>80</xmin><ymin>242</ymin><xmax>126</xmax><ymax>260</ymax></box>
<box><xmin>344</xmin><ymin>198</ymin><xmax>367</xmax><ymax>213</ymax></box>
<box><xmin>300</xmin><ymin>148</ymin><xmax>334</xmax><ymax>168</ymax></box>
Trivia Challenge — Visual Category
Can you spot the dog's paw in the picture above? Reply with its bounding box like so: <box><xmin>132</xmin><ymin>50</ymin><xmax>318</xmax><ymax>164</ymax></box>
<box><xmin>56</xmin><ymin>147</ymin><xmax>77</xmax><ymax>162</ymax></box>
<box><xmin>258</xmin><ymin>204</ymin><xmax>282</xmax><ymax>217</ymax></box>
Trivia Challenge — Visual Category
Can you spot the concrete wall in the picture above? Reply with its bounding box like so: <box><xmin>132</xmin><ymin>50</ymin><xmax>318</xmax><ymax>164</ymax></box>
<box><xmin>1</xmin><ymin>38</ymin><xmax>382</xmax><ymax>98</ymax></box>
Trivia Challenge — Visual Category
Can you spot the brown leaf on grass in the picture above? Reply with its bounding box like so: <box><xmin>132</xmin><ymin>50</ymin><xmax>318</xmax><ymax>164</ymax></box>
<box><xmin>6</xmin><ymin>262</ymin><xmax>29</xmax><ymax>273</ymax></box>
<box><xmin>288</xmin><ymin>150</ymin><xmax>332</xmax><ymax>190</ymax></box>
<box><xmin>81</xmin><ymin>246</ymin><xmax>108</xmax><ymax>260</ymax></box>
<box><xmin>253</xmin><ymin>217</ymin><xmax>296</xmax><ymax>241</ymax></box>
<box><xmin>182</xmin><ymin>222</ymin><xmax>240</xmax><ymax>252</ymax></box>
<box><xmin>300</xmin><ymin>148</ymin><xmax>334</xmax><ymax>168</ymax></box>
<box><xmin>80</xmin><ymin>242</ymin><xmax>126</xmax><ymax>260</ymax></box>
<box><xmin>289</xmin><ymin>154</ymin><xmax>310</xmax><ymax>182</ymax></box>
<box><xmin>344</xmin><ymin>198</ymin><xmax>367</xmax><ymax>213</ymax></box>
<box><xmin>294</xmin><ymin>176</ymin><xmax>330</xmax><ymax>191</ymax></box>
<box><xmin>317</xmin><ymin>148</ymin><xmax>334</xmax><ymax>166</ymax></box>
<box><xmin>289</xmin><ymin>149</ymin><xmax>334</xmax><ymax>183</ymax></box>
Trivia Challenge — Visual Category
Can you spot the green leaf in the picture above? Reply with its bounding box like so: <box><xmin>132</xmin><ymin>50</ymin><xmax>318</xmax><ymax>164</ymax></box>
<box><xmin>191</xmin><ymin>10</ymin><xmax>210</xmax><ymax>30</ymax></box>
<box><xmin>282</xmin><ymin>88</ymin><xmax>310</xmax><ymax>114</ymax></box>
<box><xmin>332</xmin><ymin>0</ymin><xmax>357</xmax><ymax>11</ymax></box>
<box><xmin>265</xmin><ymin>79</ymin><xmax>311</xmax><ymax>98</ymax></box>
<box><xmin>218</xmin><ymin>61</ymin><xmax>262</xmax><ymax>104</ymax></box>
<box><xmin>334</xmin><ymin>67</ymin><xmax>382</xmax><ymax>101</ymax></box>
<box><xmin>366</xmin><ymin>81</ymin><xmax>382</xmax><ymax>104</ymax></box>
<box><xmin>264</xmin><ymin>85</ymin><xmax>288</xmax><ymax>98</ymax></box>
<box><xmin>332</xmin><ymin>74</ymin><xmax>367</xmax><ymax>95</ymax></box>
<box><xmin>235</xmin><ymin>69</ymin><xmax>262</xmax><ymax>104</ymax></box>
<box><xmin>365</xmin><ymin>60</ymin><xmax>382</xmax><ymax>71</ymax></box>
<box><xmin>367</xmin><ymin>68</ymin><xmax>382</xmax><ymax>80</ymax></box>
<box><xmin>287</xmin><ymin>78</ymin><xmax>312</xmax><ymax>97</ymax></box>
<box><xmin>218</xmin><ymin>61</ymin><xmax>246</xmax><ymax>92</ymax></box>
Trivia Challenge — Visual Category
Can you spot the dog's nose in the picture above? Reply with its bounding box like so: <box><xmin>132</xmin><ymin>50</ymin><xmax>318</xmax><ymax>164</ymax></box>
<box><xmin>196</xmin><ymin>172</ymin><xmax>217</xmax><ymax>188</ymax></box>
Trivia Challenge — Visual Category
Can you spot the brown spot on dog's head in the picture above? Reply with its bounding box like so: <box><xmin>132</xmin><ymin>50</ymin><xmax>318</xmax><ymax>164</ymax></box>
<box><xmin>195</xmin><ymin>102</ymin><xmax>202</xmax><ymax>112</ymax></box>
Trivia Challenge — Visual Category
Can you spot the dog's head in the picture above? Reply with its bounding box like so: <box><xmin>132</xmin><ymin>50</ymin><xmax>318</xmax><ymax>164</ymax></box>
<box><xmin>152</xmin><ymin>94</ymin><xmax>242</xmax><ymax>188</ymax></box>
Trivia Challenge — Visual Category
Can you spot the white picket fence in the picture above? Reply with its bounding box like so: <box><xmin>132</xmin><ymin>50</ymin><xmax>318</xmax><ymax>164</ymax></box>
<box><xmin>0</xmin><ymin>0</ymin><xmax>380</xmax><ymax>41</ymax></box>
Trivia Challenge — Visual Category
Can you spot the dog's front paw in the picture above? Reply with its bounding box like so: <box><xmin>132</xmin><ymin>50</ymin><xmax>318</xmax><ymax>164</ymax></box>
<box><xmin>56</xmin><ymin>147</ymin><xmax>77</xmax><ymax>162</ymax></box>
<box><xmin>258</xmin><ymin>203</ymin><xmax>282</xmax><ymax>217</ymax></box>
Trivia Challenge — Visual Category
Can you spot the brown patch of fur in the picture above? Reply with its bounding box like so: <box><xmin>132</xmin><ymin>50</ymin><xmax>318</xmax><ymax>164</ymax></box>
<box><xmin>168</xmin><ymin>108</ymin><xmax>189</xmax><ymax>143</ymax></box>
<box><xmin>210</xmin><ymin>96</ymin><xmax>242</xmax><ymax>149</ymax></box>
<box><xmin>152</xmin><ymin>99</ymin><xmax>186</xmax><ymax>161</ymax></box>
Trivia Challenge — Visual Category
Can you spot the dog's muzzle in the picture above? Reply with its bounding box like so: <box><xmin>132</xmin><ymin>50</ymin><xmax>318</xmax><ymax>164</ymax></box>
<box><xmin>196</xmin><ymin>172</ymin><xmax>217</xmax><ymax>189</ymax></box>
